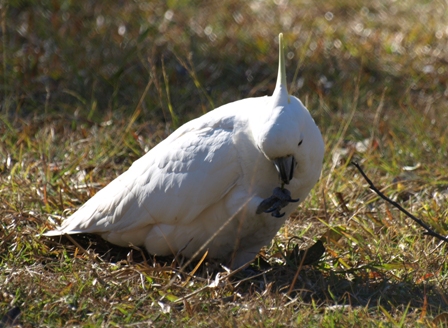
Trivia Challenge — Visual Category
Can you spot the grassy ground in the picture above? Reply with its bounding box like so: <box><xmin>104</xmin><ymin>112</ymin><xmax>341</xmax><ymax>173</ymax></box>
<box><xmin>1</xmin><ymin>0</ymin><xmax>448</xmax><ymax>326</ymax></box>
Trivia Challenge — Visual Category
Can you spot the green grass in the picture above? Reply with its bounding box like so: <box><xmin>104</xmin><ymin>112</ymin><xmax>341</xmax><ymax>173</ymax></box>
<box><xmin>1</xmin><ymin>0</ymin><xmax>448</xmax><ymax>326</ymax></box>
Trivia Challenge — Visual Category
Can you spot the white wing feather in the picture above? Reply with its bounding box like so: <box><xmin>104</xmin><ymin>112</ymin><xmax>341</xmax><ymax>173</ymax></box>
<box><xmin>49</xmin><ymin>107</ymin><xmax>245</xmax><ymax>239</ymax></box>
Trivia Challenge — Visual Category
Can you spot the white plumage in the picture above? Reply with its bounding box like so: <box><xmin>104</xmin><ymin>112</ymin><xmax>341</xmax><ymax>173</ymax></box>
<box><xmin>45</xmin><ymin>34</ymin><xmax>324</xmax><ymax>268</ymax></box>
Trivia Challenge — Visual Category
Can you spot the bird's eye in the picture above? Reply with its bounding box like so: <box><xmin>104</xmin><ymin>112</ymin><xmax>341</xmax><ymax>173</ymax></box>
<box><xmin>298</xmin><ymin>140</ymin><xmax>303</xmax><ymax>146</ymax></box>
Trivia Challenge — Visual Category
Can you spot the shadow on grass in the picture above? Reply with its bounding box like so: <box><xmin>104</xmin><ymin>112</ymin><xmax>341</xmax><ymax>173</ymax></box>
<box><xmin>257</xmin><ymin>265</ymin><xmax>448</xmax><ymax>314</ymax></box>
<box><xmin>46</xmin><ymin>234</ymin><xmax>448</xmax><ymax>315</ymax></box>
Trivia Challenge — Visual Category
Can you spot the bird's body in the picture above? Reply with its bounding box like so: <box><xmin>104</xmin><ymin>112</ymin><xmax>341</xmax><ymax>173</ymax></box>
<box><xmin>45</xmin><ymin>34</ymin><xmax>324</xmax><ymax>268</ymax></box>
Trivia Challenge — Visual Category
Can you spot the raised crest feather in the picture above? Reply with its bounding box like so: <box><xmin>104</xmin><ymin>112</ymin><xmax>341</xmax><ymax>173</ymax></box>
<box><xmin>273</xmin><ymin>33</ymin><xmax>290</xmax><ymax>104</ymax></box>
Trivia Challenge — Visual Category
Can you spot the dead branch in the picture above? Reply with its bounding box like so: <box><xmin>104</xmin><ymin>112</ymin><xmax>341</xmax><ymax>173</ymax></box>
<box><xmin>352</xmin><ymin>161</ymin><xmax>448</xmax><ymax>243</ymax></box>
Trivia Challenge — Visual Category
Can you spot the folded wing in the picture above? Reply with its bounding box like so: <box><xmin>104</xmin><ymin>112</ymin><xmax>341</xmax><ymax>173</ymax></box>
<box><xmin>45</xmin><ymin>116</ymin><xmax>241</xmax><ymax>243</ymax></box>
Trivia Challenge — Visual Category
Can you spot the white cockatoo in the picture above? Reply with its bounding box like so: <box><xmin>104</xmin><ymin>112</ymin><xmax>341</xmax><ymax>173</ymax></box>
<box><xmin>45</xmin><ymin>34</ymin><xmax>324</xmax><ymax>268</ymax></box>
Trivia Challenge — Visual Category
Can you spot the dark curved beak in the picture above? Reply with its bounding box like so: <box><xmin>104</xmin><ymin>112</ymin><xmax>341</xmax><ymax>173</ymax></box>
<box><xmin>273</xmin><ymin>155</ymin><xmax>296</xmax><ymax>185</ymax></box>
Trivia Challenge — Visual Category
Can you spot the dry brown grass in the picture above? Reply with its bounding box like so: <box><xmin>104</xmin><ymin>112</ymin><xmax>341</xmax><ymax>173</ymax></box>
<box><xmin>1</xmin><ymin>0</ymin><xmax>448</xmax><ymax>326</ymax></box>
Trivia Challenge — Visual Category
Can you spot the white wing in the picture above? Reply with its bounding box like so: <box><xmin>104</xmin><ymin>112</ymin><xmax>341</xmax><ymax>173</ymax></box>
<box><xmin>47</xmin><ymin>113</ymin><xmax>242</xmax><ymax>240</ymax></box>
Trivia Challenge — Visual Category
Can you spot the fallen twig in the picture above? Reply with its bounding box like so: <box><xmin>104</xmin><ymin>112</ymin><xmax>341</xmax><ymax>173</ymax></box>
<box><xmin>352</xmin><ymin>161</ymin><xmax>448</xmax><ymax>243</ymax></box>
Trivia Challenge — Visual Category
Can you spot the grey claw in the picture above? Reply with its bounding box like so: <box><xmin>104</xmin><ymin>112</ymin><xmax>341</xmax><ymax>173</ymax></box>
<box><xmin>256</xmin><ymin>196</ymin><xmax>278</xmax><ymax>214</ymax></box>
<box><xmin>257</xmin><ymin>187</ymin><xmax>299</xmax><ymax>218</ymax></box>
<box><xmin>272</xmin><ymin>187</ymin><xmax>299</xmax><ymax>203</ymax></box>
<box><xmin>265</xmin><ymin>206</ymin><xmax>280</xmax><ymax>213</ymax></box>
<box><xmin>272</xmin><ymin>211</ymin><xmax>285</xmax><ymax>218</ymax></box>
<box><xmin>272</xmin><ymin>187</ymin><xmax>290</xmax><ymax>199</ymax></box>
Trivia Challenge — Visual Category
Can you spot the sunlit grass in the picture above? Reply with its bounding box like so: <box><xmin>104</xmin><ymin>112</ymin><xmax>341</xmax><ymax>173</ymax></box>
<box><xmin>1</xmin><ymin>0</ymin><xmax>448</xmax><ymax>326</ymax></box>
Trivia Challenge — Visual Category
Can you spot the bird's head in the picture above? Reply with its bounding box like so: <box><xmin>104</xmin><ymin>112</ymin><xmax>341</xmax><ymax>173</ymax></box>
<box><xmin>254</xmin><ymin>33</ymin><xmax>324</xmax><ymax>186</ymax></box>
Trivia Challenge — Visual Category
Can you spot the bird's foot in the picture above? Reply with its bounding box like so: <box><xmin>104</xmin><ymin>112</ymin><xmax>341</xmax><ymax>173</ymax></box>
<box><xmin>256</xmin><ymin>187</ymin><xmax>300</xmax><ymax>218</ymax></box>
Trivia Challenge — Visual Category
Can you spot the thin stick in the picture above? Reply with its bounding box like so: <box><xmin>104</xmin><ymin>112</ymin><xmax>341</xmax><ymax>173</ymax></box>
<box><xmin>352</xmin><ymin>161</ymin><xmax>448</xmax><ymax>243</ymax></box>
